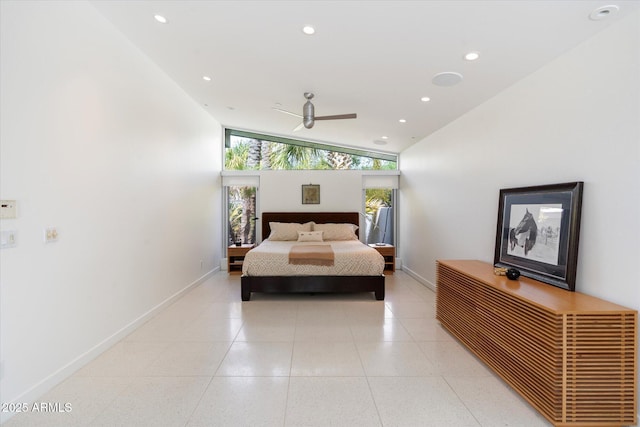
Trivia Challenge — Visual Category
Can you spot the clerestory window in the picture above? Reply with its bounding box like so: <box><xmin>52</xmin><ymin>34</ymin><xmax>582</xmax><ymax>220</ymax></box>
<box><xmin>224</xmin><ymin>128</ymin><xmax>397</xmax><ymax>171</ymax></box>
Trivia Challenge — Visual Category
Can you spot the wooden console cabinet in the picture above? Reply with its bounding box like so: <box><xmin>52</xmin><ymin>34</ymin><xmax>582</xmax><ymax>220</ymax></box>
<box><xmin>436</xmin><ymin>260</ymin><xmax>637</xmax><ymax>427</ymax></box>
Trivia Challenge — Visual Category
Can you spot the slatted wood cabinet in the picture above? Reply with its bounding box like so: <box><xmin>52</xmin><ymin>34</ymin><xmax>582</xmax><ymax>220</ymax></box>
<box><xmin>436</xmin><ymin>260</ymin><xmax>637</xmax><ymax>427</ymax></box>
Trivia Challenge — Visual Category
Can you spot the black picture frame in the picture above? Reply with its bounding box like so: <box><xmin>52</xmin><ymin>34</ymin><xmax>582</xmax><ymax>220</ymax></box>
<box><xmin>494</xmin><ymin>182</ymin><xmax>583</xmax><ymax>291</ymax></box>
<box><xmin>301</xmin><ymin>184</ymin><xmax>320</xmax><ymax>204</ymax></box>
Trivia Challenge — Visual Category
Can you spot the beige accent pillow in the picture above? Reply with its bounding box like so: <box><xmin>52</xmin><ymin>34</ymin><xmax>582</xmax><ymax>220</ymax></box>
<box><xmin>313</xmin><ymin>223</ymin><xmax>358</xmax><ymax>241</ymax></box>
<box><xmin>268</xmin><ymin>222</ymin><xmax>314</xmax><ymax>241</ymax></box>
<box><xmin>297</xmin><ymin>231</ymin><xmax>324</xmax><ymax>242</ymax></box>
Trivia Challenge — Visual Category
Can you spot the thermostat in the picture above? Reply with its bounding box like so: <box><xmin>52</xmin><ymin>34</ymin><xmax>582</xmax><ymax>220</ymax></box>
<box><xmin>0</xmin><ymin>200</ymin><xmax>17</xmax><ymax>219</ymax></box>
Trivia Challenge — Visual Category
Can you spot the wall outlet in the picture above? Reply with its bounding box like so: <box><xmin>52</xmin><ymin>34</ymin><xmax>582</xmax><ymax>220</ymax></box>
<box><xmin>1</xmin><ymin>230</ymin><xmax>17</xmax><ymax>248</ymax></box>
<box><xmin>44</xmin><ymin>227</ymin><xmax>59</xmax><ymax>243</ymax></box>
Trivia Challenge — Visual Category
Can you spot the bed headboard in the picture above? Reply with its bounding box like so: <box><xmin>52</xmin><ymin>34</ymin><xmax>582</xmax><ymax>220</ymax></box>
<box><xmin>261</xmin><ymin>212</ymin><xmax>360</xmax><ymax>241</ymax></box>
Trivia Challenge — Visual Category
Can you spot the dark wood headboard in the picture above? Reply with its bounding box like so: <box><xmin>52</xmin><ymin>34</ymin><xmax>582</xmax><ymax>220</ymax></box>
<box><xmin>261</xmin><ymin>212</ymin><xmax>360</xmax><ymax>241</ymax></box>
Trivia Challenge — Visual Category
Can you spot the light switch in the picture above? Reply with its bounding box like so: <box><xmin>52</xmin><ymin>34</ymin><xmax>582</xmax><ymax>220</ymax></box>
<box><xmin>0</xmin><ymin>200</ymin><xmax>17</xmax><ymax>219</ymax></box>
<box><xmin>1</xmin><ymin>230</ymin><xmax>17</xmax><ymax>248</ymax></box>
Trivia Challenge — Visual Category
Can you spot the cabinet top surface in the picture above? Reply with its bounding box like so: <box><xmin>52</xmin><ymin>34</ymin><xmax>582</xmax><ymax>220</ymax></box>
<box><xmin>228</xmin><ymin>244</ymin><xmax>255</xmax><ymax>250</ymax></box>
<box><xmin>437</xmin><ymin>260</ymin><xmax>637</xmax><ymax>314</ymax></box>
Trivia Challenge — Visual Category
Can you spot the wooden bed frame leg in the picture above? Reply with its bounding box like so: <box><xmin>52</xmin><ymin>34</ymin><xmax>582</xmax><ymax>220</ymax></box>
<box><xmin>375</xmin><ymin>288</ymin><xmax>385</xmax><ymax>300</ymax></box>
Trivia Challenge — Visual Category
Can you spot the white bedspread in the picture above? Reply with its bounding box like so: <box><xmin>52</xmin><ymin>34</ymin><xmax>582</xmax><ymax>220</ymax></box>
<box><xmin>242</xmin><ymin>240</ymin><xmax>385</xmax><ymax>276</ymax></box>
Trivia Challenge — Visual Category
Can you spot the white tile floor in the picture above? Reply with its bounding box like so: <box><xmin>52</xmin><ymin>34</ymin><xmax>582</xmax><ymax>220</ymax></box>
<box><xmin>5</xmin><ymin>271</ymin><xmax>552</xmax><ymax>426</ymax></box>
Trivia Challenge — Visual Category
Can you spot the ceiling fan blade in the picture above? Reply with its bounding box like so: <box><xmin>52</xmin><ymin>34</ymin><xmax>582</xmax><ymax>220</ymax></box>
<box><xmin>272</xmin><ymin>107</ymin><xmax>302</xmax><ymax>118</ymax></box>
<box><xmin>293</xmin><ymin>122</ymin><xmax>304</xmax><ymax>132</ymax></box>
<box><xmin>314</xmin><ymin>113</ymin><xmax>357</xmax><ymax>121</ymax></box>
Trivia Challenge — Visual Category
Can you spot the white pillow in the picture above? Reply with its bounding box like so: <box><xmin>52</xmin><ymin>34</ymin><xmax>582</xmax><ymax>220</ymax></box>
<box><xmin>297</xmin><ymin>231</ymin><xmax>324</xmax><ymax>242</ymax></box>
<box><xmin>268</xmin><ymin>222</ymin><xmax>313</xmax><ymax>241</ymax></box>
<box><xmin>313</xmin><ymin>223</ymin><xmax>358</xmax><ymax>241</ymax></box>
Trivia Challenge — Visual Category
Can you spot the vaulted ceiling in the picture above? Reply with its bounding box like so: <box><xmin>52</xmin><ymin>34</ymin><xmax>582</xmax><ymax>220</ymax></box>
<box><xmin>91</xmin><ymin>1</ymin><xmax>639</xmax><ymax>153</ymax></box>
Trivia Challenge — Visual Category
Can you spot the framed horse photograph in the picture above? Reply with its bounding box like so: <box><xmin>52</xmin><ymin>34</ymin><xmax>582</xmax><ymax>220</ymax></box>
<box><xmin>494</xmin><ymin>182</ymin><xmax>583</xmax><ymax>291</ymax></box>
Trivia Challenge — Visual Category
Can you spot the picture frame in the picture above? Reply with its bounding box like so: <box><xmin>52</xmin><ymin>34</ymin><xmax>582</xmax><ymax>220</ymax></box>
<box><xmin>301</xmin><ymin>184</ymin><xmax>320</xmax><ymax>204</ymax></box>
<box><xmin>494</xmin><ymin>182</ymin><xmax>583</xmax><ymax>291</ymax></box>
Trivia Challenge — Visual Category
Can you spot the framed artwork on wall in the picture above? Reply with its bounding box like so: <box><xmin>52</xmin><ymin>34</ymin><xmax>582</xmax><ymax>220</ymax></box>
<box><xmin>302</xmin><ymin>184</ymin><xmax>320</xmax><ymax>204</ymax></box>
<box><xmin>494</xmin><ymin>182</ymin><xmax>583</xmax><ymax>291</ymax></box>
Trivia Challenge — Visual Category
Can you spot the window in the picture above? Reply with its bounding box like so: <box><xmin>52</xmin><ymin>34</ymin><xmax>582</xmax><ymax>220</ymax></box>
<box><xmin>223</xmin><ymin>174</ymin><xmax>259</xmax><ymax>251</ymax></box>
<box><xmin>362</xmin><ymin>174</ymin><xmax>398</xmax><ymax>245</ymax></box>
<box><xmin>226</xmin><ymin>185</ymin><xmax>257</xmax><ymax>246</ymax></box>
<box><xmin>363</xmin><ymin>189</ymin><xmax>396</xmax><ymax>245</ymax></box>
<box><xmin>225</xmin><ymin>128</ymin><xmax>397</xmax><ymax>171</ymax></box>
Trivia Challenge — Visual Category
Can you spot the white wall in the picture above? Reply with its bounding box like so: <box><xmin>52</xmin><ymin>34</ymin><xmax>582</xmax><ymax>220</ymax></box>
<box><xmin>0</xmin><ymin>1</ymin><xmax>222</xmax><ymax>415</ymax></box>
<box><xmin>254</xmin><ymin>170</ymin><xmax>365</xmax><ymax>240</ymax></box>
<box><xmin>399</xmin><ymin>10</ymin><xmax>639</xmax><ymax>311</ymax></box>
<box><xmin>259</xmin><ymin>170</ymin><xmax>364</xmax><ymax>213</ymax></box>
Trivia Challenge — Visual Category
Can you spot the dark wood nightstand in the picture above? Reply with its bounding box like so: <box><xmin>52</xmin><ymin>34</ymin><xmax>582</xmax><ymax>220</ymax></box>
<box><xmin>227</xmin><ymin>244</ymin><xmax>255</xmax><ymax>274</ymax></box>
<box><xmin>369</xmin><ymin>244</ymin><xmax>395</xmax><ymax>274</ymax></box>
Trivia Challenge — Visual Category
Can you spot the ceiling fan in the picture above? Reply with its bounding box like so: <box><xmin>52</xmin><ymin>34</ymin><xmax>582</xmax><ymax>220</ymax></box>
<box><xmin>274</xmin><ymin>92</ymin><xmax>357</xmax><ymax>131</ymax></box>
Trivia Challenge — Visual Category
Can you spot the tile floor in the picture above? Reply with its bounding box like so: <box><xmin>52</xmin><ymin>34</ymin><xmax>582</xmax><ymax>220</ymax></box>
<box><xmin>5</xmin><ymin>271</ymin><xmax>552</xmax><ymax>426</ymax></box>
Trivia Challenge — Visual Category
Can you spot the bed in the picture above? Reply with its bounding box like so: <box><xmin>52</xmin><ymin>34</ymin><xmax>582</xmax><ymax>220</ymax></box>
<box><xmin>240</xmin><ymin>212</ymin><xmax>385</xmax><ymax>301</ymax></box>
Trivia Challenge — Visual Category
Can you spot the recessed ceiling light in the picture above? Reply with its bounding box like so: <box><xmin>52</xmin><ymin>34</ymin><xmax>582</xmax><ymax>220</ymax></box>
<box><xmin>421</xmin><ymin>96</ymin><xmax>431</xmax><ymax>102</ymax></box>
<box><xmin>589</xmin><ymin>5</ymin><xmax>619</xmax><ymax>20</ymax></box>
<box><xmin>399</xmin><ymin>119</ymin><xmax>407</xmax><ymax>123</ymax></box>
<box><xmin>302</xmin><ymin>25</ymin><xmax>315</xmax><ymax>35</ymax></box>
<box><xmin>154</xmin><ymin>14</ymin><xmax>168</xmax><ymax>24</ymax></box>
<box><xmin>432</xmin><ymin>71</ymin><xmax>463</xmax><ymax>87</ymax></box>
<box><xmin>381</xmin><ymin>136</ymin><xmax>388</xmax><ymax>139</ymax></box>
<box><xmin>464</xmin><ymin>52</ymin><xmax>480</xmax><ymax>61</ymax></box>
<box><xmin>202</xmin><ymin>76</ymin><xmax>211</xmax><ymax>81</ymax></box>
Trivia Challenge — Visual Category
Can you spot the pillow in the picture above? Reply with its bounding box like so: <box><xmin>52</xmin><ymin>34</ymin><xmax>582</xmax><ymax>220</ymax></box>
<box><xmin>313</xmin><ymin>223</ymin><xmax>358</xmax><ymax>241</ymax></box>
<box><xmin>268</xmin><ymin>222</ymin><xmax>313</xmax><ymax>241</ymax></box>
<box><xmin>297</xmin><ymin>231</ymin><xmax>324</xmax><ymax>242</ymax></box>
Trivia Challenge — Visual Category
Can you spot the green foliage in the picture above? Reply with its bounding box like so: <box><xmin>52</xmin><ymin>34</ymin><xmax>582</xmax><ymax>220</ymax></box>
<box><xmin>225</xmin><ymin>141</ymin><xmax>249</xmax><ymax>170</ymax></box>
<box><xmin>365</xmin><ymin>188</ymin><xmax>392</xmax><ymax>216</ymax></box>
<box><xmin>225</xmin><ymin>135</ymin><xmax>397</xmax><ymax>170</ymax></box>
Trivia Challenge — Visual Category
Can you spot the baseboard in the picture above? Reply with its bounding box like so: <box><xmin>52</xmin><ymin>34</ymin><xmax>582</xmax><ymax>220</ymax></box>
<box><xmin>402</xmin><ymin>265</ymin><xmax>437</xmax><ymax>292</ymax></box>
<box><xmin>0</xmin><ymin>268</ymin><xmax>218</xmax><ymax>425</ymax></box>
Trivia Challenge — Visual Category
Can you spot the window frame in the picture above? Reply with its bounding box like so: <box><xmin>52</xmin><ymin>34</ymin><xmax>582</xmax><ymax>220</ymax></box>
<box><xmin>224</xmin><ymin>128</ymin><xmax>398</xmax><ymax>170</ymax></box>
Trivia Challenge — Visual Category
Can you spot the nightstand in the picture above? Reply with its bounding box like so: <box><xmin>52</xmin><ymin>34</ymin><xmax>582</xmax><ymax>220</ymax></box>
<box><xmin>369</xmin><ymin>244</ymin><xmax>395</xmax><ymax>274</ymax></box>
<box><xmin>227</xmin><ymin>244</ymin><xmax>255</xmax><ymax>274</ymax></box>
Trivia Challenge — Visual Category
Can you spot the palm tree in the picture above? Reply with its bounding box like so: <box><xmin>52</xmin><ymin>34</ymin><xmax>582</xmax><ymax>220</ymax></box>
<box><xmin>246</xmin><ymin>138</ymin><xmax>261</xmax><ymax>169</ymax></box>
<box><xmin>326</xmin><ymin>151</ymin><xmax>354</xmax><ymax>170</ymax></box>
<box><xmin>260</xmin><ymin>140</ymin><xmax>272</xmax><ymax>170</ymax></box>
<box><xmin>270</xmin><ymin>143</ymin><xmax>323</xmax><ymax>169</ymax></box>
<box><xmin>225</xmin><ymin>142</ymin><xmax>248</xmax><ymax>170</ymax></box>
